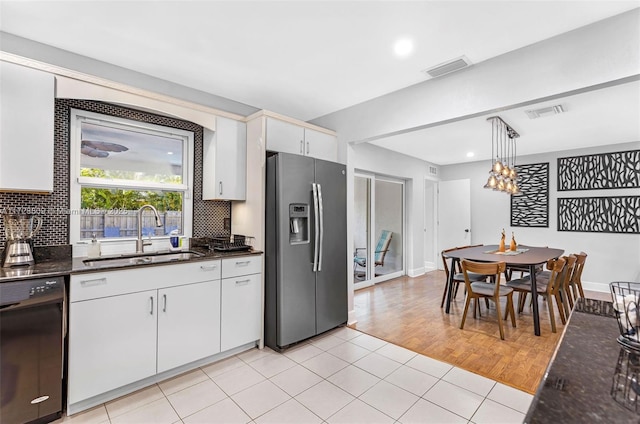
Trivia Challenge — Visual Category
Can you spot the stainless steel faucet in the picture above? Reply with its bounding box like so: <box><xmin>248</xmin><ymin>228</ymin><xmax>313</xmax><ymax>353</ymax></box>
<box><xmin>136</xmin><ymin>205</ymin><xmax>163</xmax><ymax>253</ymax></box>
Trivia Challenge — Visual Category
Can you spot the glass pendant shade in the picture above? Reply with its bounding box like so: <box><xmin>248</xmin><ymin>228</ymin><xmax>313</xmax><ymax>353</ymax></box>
<box><xmin>485</xmin><ymin>116</ymin><xmax>520</xmax><ymax>195</ymax></box>
<box><xmin>505</xmin><ymin>180</ymin><xmax>514</xmax><ymax>193</ymax></box>
<box><xmin>484</xmin><ymin>174</ymin><xmax>498</xmax><ymax>189</ymax></box>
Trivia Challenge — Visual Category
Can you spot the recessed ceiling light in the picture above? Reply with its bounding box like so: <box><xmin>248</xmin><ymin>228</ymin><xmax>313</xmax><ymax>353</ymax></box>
<box><xmin>394</xmin><ymin>38</ymin><xmax>413</xmax><ymax>57</ymax></box>
<box><xmin>466</xmin><ymin>152</ymin><xmax>475</xmax><ymax>158</ymax></box>
<box><xmin>167</xmin><ymin>151</ymin><xmax>174</xmax><ymax>155</ymax></box>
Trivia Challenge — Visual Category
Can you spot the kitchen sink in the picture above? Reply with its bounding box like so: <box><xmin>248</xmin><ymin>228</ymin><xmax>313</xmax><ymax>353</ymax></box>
<box><xmin>82</xmin><ymin>250</ymin><xmax>205</xmax><ymax>267</ymax></box>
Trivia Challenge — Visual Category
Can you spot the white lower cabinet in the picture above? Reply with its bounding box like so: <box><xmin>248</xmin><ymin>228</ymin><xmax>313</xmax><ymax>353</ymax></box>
<box><xmin>221</xmin><ymin>273</ymin><xmax>261</xmax><ymax>351</ymax></box>
<box><xmin>220</xmin><ymin>256</ymin><xmax>263</xmax><ymax>351</ymax></box>
<box><xmin>68</xmin><ymin>255</ymin><xmax>262</xmax><ymax>414</ymax></box>
<box><xmin>157</xmin><ymin>280</ymin><xmax>221</xmax><ymax>373</ymax></box>
<box><xmin>68</xmin><ymin>290</ymin><xmax>158</xmax><ymax>404</ymax></box>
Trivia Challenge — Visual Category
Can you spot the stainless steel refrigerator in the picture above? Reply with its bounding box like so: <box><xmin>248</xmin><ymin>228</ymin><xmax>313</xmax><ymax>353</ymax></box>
<box><xmin>265</xmin><ymin>152</ymin><xmax>347</xmax><ymax>350</ymax></box>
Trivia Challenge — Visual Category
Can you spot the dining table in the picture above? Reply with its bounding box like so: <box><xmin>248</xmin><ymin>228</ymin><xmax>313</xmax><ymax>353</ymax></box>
<box><xmin>442</xmin><ymin>244</ymin><xmax>564</xmax><ymax>336</ymax></box>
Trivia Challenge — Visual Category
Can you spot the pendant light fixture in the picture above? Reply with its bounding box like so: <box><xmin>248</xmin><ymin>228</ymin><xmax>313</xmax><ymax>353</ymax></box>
<box><xmin>484</xmin><ymin>116</ymin><xmax>521</xmax><ymax>195</ymax></box>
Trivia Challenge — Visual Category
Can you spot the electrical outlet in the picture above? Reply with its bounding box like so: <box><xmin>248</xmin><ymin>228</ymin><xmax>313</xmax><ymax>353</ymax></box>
<box><xmin>224</xmin><ymin>218</ymin><xmax>231</xmax><ymax>230</ymax></box>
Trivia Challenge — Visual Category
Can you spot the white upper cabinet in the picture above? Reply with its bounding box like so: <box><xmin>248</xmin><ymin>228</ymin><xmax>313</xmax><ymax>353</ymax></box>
<box><xmin>0</xmin><ymin>61</ymin><xmax>55</xmax><ymax>192</ymax></box>
<box><xmin>202</xmin><ymin>116</ymin><xmax>247</xmax><ymax>200</ymax></box>
<box><xmin>265</xmin><ymin>117</ymin><xmax>337</xmax><ymax>162</ymax></box>
<box><xmin>303</xmin><ymin>127</ymin><xmax>338</xmax><ymax>163</ymax></box>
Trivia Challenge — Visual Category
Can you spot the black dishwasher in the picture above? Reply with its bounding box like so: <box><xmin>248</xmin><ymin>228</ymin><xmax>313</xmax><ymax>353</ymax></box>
<box><xmin>0</xmin><ymin>276</ymin><xmax>65</xmax><ymax>424</ymax></box>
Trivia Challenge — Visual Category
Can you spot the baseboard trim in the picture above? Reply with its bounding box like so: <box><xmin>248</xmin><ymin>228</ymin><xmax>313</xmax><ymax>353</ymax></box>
<box><xmin>348</xmin><ymin>309</ymin><xmax>358</xmax><ymax>326</ymax></box>
<box><xmin>583</xmin><ymin>280</ymin><xmax>610</xmax><ymax>293</ymax></box>
<box><xmin>408</xmin><ymin>267</ymin><xmax>426</xmax><ymax>277</ymax></box>
<box><xmin>424</xmin><ymin>261</ymin><xmax>437</xmax><ymax>272</ymax></box>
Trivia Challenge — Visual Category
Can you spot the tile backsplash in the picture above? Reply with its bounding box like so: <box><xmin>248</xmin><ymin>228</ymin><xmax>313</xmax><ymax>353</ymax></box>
<box><xmin>0</xmin><ymin>99</ymin><xmax>231</xmax><ymax>248</ymax></box>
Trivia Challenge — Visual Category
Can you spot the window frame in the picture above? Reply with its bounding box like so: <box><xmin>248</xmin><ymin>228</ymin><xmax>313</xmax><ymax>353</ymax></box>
<box><xmin>69</xmin><ymin>108</ymin><xmax>194</xmax><ymax>246</ymax></box>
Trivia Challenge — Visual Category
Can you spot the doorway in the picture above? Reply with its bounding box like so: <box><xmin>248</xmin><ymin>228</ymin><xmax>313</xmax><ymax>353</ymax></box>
<box><xmin>353</xmin><ymin>173</ymin><xmax>405</xmax><ymax>289</ymax></box>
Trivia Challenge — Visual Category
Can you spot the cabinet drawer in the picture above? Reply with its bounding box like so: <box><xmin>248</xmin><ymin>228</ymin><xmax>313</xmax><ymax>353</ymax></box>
<box><xmin>71</xmin><ymin>259</ymin><xmax>221</xmax><ymax>302</ymax></box>
<box><xmin>221</xmin><ymin>255</ymin><xmax>262</xmax><ymax>279</ymax></box>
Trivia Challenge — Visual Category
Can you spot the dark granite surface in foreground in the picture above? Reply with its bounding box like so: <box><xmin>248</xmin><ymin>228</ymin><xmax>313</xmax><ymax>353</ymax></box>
<box><xmin>525</xmin><ymin>298</ymin><xmax>640</xmax><ymax>423</ymax></box>
<box><xmin>0</xmin><ymin>244</ymin><xmax>261</xmax><ymax>282</ymax></box>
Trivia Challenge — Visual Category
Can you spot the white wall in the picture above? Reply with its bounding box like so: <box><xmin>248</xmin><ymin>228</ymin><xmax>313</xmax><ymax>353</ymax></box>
<box><xmin>439</xmin><ymin>141</ymin><xmax>640</xmax><ymax>291</ymax></box>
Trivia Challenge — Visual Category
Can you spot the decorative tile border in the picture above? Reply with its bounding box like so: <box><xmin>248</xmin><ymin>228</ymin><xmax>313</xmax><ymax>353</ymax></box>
<box><xmin>558</xmin><ymin>150</ymin><xmax>640</xmax><ymax>191</ymax></box>
<box><xmin>558</xmin><ymin>196</ymin><xmax>640</xmax><ymax>234</ymax></box>
<box><xmin>511</xmin><ymin>162</ymin><xmax>549</xmax><ymax>227</ymax></box>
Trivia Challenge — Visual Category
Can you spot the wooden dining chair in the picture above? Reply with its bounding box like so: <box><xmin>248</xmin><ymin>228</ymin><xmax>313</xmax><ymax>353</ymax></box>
<box><xmin>568</xmin><ymin>252</ymin><xmax>587</xmax><ymax>301</ymax></box>
<box><xmin>503</xmin><ymin>245</ymin><xmax>546</xmax><ymax>281</ymax></box>
<box><xmin>459</xmin><ymin>260</ymin><xmax>516</xmax><ymax>340</ymax></box>
<box><xmin>440</xmin><ymin>245</ymin><xmax>487</xmax><ymax>308</ymax></box>
<box><xmin>540</xmin><ymin>255</ymin><xmax>576</xmax><ymax>319</ymax></box>
<box><xmin>506</xmin><ymin>257</ymin><xmax>567</xmax><ymax>333</ymax></box>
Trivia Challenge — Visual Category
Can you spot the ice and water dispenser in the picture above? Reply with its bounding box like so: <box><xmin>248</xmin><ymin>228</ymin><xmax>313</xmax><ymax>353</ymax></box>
<box><xmin>289</xmin><ymin>204</ymin><xmax>309</xmax><ymax>244</ymax></box>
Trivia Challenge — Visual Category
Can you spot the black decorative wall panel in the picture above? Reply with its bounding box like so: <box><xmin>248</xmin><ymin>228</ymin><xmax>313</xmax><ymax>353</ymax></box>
<box><xmin>558</xmin><ymin>196</ymin><xmax>640</xmax><ymax>233</ymax></box>
<box><xmin>511</xmin><ymin>162</ymin><xmax>549</xmax><ymax>227</ymax></box>
<box><xmin>558</xmin><ymin>150</ymin><xmax>640</xmax><ymax>191</ymax></box>
<box><xmin>0</xmin><ymin>99</ymin><xmax>230</xmax><ymax>248</ymax></box>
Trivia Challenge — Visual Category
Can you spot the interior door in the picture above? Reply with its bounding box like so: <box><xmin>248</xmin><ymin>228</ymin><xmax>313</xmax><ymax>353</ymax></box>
<box><xmin>438</xmin><ymin>179</ymin><xmax>471</xmax><ymax>263</ymax></box>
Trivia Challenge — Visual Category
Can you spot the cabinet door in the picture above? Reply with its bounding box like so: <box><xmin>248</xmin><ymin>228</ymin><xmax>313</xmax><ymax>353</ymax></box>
<box><xmin>68</xmin><ymin>290</ymin><xmax>157</xmax><ymax>404</ymax></box>
<box><xmin>157</xmin><ymin>280</ymin><xmax>221</xmax><ymax>373</ymax></box>
<box><xmin>265</xmin><ymin>117</ymin><xmax>305</xmax><ymax>155</ymax></box>
<box><xmin>202</xmin><ymin>118</ymin><xmax>247</xmax><ymax>201</ymax></box>
<box><xmin>304</xmin><ymin>128</ymin><xmax>338</xmax><ymax>162</ymax></box>
<box><xmin>0</xmin><ymin>61</ymin><xmax>54</xmax><ymax>192</ymax></box>
<box><xmin>221</xmin><ymin>274</ymin><xmax>261</xmax><ymax>351</ymax></box>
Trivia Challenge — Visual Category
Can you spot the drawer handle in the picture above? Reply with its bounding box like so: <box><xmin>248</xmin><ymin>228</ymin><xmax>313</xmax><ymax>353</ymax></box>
<box><xmin>235</xmin><ymin>279</ymin><xmax>251</xmax><ymax>286</ymax></box>
<box><xmin>235</xmin><ymin>261</ymin><xmax>250</xmax><ymax>266</ymax></box>
<box><xmin>200</xmin><ymin>265</ymin><xmax>218</xmax><ymax>271</ymax></box>
<box><xmin>80</xmin><ymin>278</ymin><xmax>107</xmax><ymax>287</ymax></box>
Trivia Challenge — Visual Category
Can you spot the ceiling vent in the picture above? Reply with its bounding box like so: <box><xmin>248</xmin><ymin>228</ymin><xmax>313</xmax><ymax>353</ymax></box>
<box><xmin>423</xmin><ymin>56</ymin><xmax>471</xmax><ymax>78</ymax></box>
<box><xmin>525</xmin><ymin>105</ymin><xmax>565</xmax><ymax>119</ymax></box>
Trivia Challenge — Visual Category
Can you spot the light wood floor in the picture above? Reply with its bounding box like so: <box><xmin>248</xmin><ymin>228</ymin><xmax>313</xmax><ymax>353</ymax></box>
<box><xmin>351</xmin><ymin>270</ymin><xmax>608</xmax><ymax>394</ymax></box>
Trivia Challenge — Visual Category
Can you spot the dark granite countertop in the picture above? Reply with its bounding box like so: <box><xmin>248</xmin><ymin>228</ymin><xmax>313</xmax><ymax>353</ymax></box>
<box><xmin>525</xmin><ymin>297</ymin><xmax>640</xmax><ymax>423</ymax></box>
<box><xmin>0</xmin><ymin>244</ymin><xmax>262</xmax><ymax>282</ymax></box>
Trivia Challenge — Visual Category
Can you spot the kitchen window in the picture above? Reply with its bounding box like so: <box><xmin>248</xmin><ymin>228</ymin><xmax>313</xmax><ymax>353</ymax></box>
<box><xmin>69</xmin><ymin>109</ymin><xmax>194</xmax><ymax>244</ymax></box>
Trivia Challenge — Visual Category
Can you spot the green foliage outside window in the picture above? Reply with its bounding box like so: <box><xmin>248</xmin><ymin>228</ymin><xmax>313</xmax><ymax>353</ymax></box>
<box><xmin>80</xmin><ymin>168</ymin><xmax>183</xmax><ymax>211</ymax></box>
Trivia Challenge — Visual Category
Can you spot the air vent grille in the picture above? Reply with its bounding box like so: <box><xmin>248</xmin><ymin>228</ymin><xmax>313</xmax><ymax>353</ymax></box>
<box><xmin>423</xmin><ymin>56</ymin><xmax>471</xmax><ymax>78</ymax></box>
<box><xmin>429</xmin><ymin>166</ymin><xmax>438</xmax><ymax>176</ymax></box>
<box><xmin>525</xmin><ymin>105</ymin><xmax>565</xmax><ymax>119</ymax></box>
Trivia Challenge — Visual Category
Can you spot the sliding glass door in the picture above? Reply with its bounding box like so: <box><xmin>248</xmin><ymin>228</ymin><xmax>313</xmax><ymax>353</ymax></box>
<box><xmin>353</xmin><ymin>173</ymin><xmax>404</xmax><ymax>289</ymax></box>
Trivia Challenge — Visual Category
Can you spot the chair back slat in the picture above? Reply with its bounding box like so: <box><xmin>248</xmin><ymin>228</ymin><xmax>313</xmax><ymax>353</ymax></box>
<box><xmin>544</xmin><ymin>257</ymin><xmax>567</xmax><ymax>295</ymax></box>
<box><xmin>461</xmin><ymin>260</ymin><xmax>506</xmax><ymax>296</ymax></box>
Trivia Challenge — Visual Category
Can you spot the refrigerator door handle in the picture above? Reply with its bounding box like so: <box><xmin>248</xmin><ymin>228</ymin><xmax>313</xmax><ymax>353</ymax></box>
<box><xmin>317</xmin><ymin>183</ymin><xmax>324</xmax><ymax>271</ymax></box>
<box><xmin>312</xmin><ymin>183</ymin><xmax>320</xmax><ymax>272</ymax></box>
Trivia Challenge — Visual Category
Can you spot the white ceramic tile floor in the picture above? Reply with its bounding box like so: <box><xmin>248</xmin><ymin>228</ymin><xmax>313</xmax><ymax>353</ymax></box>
<box><xmin>55</xmin><ymin>327</ymin><xmax>533</xmax><ymax>424</ymax></box>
